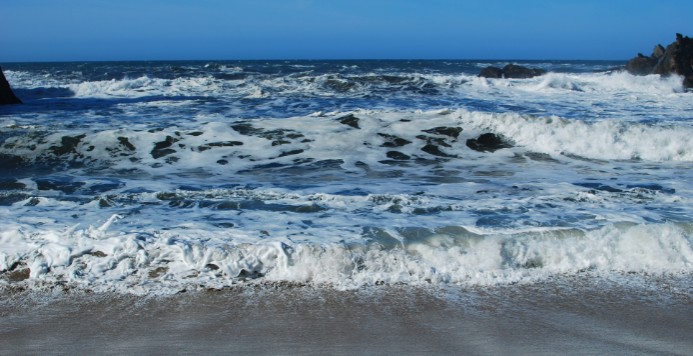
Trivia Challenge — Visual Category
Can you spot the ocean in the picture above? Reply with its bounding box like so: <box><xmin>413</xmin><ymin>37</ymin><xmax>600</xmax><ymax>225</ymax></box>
<box><xmin>0</xmin><ymin>60</ymin><xmax>692</xmax><ymax>297</ymax></box>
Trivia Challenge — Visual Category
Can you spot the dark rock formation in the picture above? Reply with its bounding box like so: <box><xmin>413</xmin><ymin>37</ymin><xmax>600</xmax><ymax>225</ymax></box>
<box><xmin>422</xmin><ymin>126</ymin><xmax>463</xmax><ymax>139</ymax></box>
<box><xmin>625</xmin><ymin>53</ymin><xmax>657</xmax><ymax>75</ymax></box>
<box><xmin>502</xmin><ymin>64</ymin><xmax>547</xmax><ymax>79</ymax></box>
<box><xmin>7</xmin><ymin>268</ymin><xmax>31</xmax><ymax>282</ymax></box>
<box><xmin>479</xmin><ymin>66</ymin><xmax>503</xmax><ymax>78</ymax></box>
<box><xmin>338</xmin><ymin>114</ymin><xmax>360</xmax><ymax>129</ymax></box>
<box><xmin>626</xmin><ymin>33</ymin><xmax>693</xmax><ymax>88</ymax></box>
<box><xmin>0</xmin><ymin>153</ymin><xmax>23</xmax><ymax>169</ymax></box>
<box><xmin>50</xmin><ymin>135</ymin><xmax>86</xmax><ymax>156</ymax></box>
<box><xmin>0</xmin><ymin>66</ymin><xmax>22</xmax><ymax>105</ymax></box>
<box><xmin>479</xmin><ymin>64</ymin><xmax>546</xmax><ymax>79</ymax></box>
<box><xmin>652</xmin><ymin>44</ymin><xmax>666</xmax><ymax>59</ymax></box>
<box><xmin>421</xmin><ymin>144</ymin><xmax>456</xmax><ymax>158</ymax></box>
<box><xmin>0</xmin><ymin>179</ymin><xmax>26</xmax><ymax>190</ymax></box>
<box><xmin>386</xmin><ymin>151</ymin><xmax>410</xmax><ymax>160</ymax></box>
<box><xmin>466</xmin><ymin>133</ymin><xmax>513</xmax><ymax>152</ymax></box>
<box><xmin>378</xmin><ymin>133</ymin><xmax>412</xmax><ymax>148</ymax></box>
<box><xmin>151</xmin><ymin>135</ymin><xmax>179</xmax><ymax>159</ymax></box>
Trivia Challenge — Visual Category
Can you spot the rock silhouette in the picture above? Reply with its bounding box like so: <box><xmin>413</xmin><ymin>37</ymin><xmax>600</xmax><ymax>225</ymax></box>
<box><xmin>479</xmin><ymin>64</ymin><xmax>546</xmax><ymax>79</ymax></box>
<box><xmin>0</xmin><ymin>66</ymin><xmax>22</xmax><ymax>105</ymax></box>
<box><xmin>626</xmin><ymin>33</ymin><xmax>693</xmax><ymax>88</ymax></box>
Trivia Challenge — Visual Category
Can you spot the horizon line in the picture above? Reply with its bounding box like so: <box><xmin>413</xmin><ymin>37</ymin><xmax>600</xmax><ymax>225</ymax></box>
<box><xmin>1</xmin><ymin>58</ymin><xmax>629</xmax><ymax>65</ymax></box>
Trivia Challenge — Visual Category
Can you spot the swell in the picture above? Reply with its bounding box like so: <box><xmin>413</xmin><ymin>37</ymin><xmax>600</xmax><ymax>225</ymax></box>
<box><xmin>4</xmin><ymin>65</ymin><xmax>686</xmax><ymax>101</ymax></box>
<box><xmin>4</xmin><ymin>64</ymin><xmax>691</xmax><ymax>128</ymax></box>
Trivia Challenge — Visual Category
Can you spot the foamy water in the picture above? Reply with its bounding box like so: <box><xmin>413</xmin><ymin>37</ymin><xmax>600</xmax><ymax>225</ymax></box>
<box><xmin>1</xmin><ymin>60</ymin><xmax>692</xmax><ymax>294</ymax></box>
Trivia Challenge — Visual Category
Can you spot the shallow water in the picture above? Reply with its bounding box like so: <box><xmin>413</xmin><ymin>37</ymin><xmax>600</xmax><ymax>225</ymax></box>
<box><xmin>1</xmin><ymin>275</ymin><xmax>691</xmax><ymax>355</ymax></box>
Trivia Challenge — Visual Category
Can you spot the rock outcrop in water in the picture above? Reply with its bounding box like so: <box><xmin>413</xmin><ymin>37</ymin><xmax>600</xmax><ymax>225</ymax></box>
<box><xmin>626</xmin><ymin>33</ymin><xmax>693</xmax><ymax>88</ymax></box>
<box><xmin>478</xmin><ymin>66</ymin><xmax>503</xmax><ymax>79</ymax></box>
<box><xmin>479</xmin><ymin>64</ymin><xmax>546</xmax><ymax>79</ymax></box>
<box><xmin>466</xmin><ymin>133</ymin><xmax>513</xmax><ymax>152</ymax></box>
<box><xmin>0</xmin><ymin>66</ymin><xmax>22</xmax><ymax>105</ymax></box>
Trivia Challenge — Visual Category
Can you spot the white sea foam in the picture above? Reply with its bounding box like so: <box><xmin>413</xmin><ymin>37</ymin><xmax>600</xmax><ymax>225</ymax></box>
<box><xmin>5</xmin><ymin>64</ymin><xmax>692</xmax><ymax>128</ymax></box>
<box><xmin>3</xmin><ymin>109</ymin><xmax>692</xmax><ymax>167</ymax></box>
<box><xmin>1</xmin><ymin>212</ymin><xmax>691</xmax><ymax>294</ymax></box>
<box><xmin>454</xmin><ymin>109</ymin><xmax>693</xmax><ymax>161</ymax></box>
<box><xmin>527</xmin><ymin>71</ymin><xmax>685</xmax><ymax>94</ymax></box>
<box><xmin>2</xmin><ymin>61</ymin><xmax>692</xmax><ymax>295</ymax></box>
<box><xmin>68</xmin><ymin>76</ymin><xmax>220</xmax><ymax>98</ymax></box>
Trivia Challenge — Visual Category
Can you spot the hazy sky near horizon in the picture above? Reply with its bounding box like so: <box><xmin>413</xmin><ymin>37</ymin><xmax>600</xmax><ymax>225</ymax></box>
<box><xmin>2</xmin><ymin>0</ymin><xmax>692</xmax><ymax>62</ymax></box>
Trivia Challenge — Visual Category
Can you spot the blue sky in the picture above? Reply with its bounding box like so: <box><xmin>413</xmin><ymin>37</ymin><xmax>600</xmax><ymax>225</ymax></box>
<box><xmin>1</xmin><ymin>0</ymin><xmax>692</xmax><ymax>62</ymax></box>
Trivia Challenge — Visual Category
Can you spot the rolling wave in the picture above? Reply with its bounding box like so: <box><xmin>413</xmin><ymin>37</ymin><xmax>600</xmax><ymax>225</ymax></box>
<box><xmin>1</xmin><ymin>217</ymin><xmax>690</xmax><ymax>294</ymax></box>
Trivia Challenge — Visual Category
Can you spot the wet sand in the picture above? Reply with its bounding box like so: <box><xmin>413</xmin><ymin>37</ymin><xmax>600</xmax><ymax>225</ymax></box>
<box><xmin>1</xmin><ymin>275</ymin><xmax>691</xmax><ymax>355</ymax></box>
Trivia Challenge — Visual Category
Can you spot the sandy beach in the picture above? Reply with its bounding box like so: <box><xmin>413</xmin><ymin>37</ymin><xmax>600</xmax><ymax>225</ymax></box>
<box><xmin>1</xmin><ymin>274</ymin><xmax>691</xmax><ymax>355</ymax></box>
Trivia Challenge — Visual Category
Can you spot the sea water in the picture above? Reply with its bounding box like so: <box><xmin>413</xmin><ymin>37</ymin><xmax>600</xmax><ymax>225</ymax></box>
<box><xmin>0</xmin><ymin>60</ymin><xmax>692</xmax><ymax>294</ymax></box>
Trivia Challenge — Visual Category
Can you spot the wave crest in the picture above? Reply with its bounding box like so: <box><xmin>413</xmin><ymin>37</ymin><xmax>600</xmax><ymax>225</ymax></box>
<box><xmin>2</xmin><ymin>221</ymin><xmax>690</xmax><ymax>294</ymax></box>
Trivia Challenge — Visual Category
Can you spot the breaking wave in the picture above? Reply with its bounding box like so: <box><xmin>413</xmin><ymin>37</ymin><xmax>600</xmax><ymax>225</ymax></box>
<box><xmin>1</xmin><ymin>217</ymin><xmax>691</xmax><ymax>294</ymax></box>
<box><xmin>2</xmin><ymin>60</ymin><xmax>692</xmax><ymax>295</ymax></box>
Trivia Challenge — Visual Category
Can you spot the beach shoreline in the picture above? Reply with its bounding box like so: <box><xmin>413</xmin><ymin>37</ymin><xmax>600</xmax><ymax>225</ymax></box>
<box><xmin>2</xmin><ymin>59</ymin><xmax>692</xmax><ymax>355</ymax></box>
<box><xmin>2</xmin><ymin>274</ymin><xmax>691</xmax><ymax>355</ymax></box>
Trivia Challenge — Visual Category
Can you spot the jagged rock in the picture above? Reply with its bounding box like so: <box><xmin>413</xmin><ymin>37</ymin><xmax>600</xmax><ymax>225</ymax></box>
<box><xmin>653</xmin><ymin>34</ymin><xmax>693</xmax><ymax>88</ymax></box>
<box><xmin>627</xmin><ymin>33</ymin><xmax>693</xmax><ymax>88</ymax></box>
<box><xmin>626</xmin><ymin>54</ymin><xmax>657</xmax><ymax>75</ymax></box>
<box><xmin>652</xmin><ymin>44</ymin><xmax>666</xmax><ymax>59</ymax></box>
<box><xmin>466</xmin><ymin>133</ymin><xmax>513</xmax><ymax>152</ymax></box>
<box><xmin>338</xmin><ymin>114</ymin><xmax>360</xmax><ymax>129</ymax></box>
<box><xmin>0</xmin><ymin>66</ymin><xmax>22</xmax><ymax>105</ymax></box>
<box><xmin>479</xmin><ymin>64</ymin><xmax>546</xmax><ymax>79</ymax></box>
